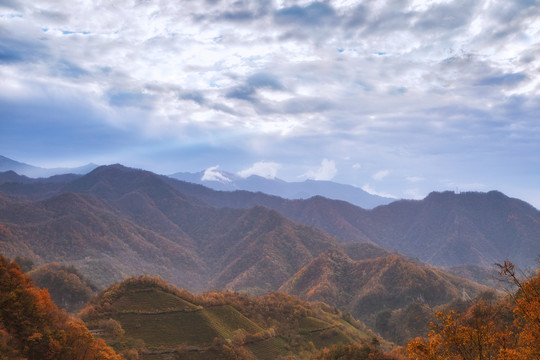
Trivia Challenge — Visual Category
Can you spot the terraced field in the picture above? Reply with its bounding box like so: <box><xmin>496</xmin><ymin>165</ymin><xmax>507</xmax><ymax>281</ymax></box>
<box><xmin>82</xmin><ymin>276</ymin><xmax>378</xmax><ymax>359</ymax></box>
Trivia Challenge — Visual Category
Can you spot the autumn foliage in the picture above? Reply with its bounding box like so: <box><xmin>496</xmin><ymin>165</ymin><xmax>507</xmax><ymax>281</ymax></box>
<box><xmin>0</xmin><ymin>255</ymin><xmax>123</xmax><ymax>360</ymax></box>
<box><xmin>407</xmin><ymin>261</ymin><xmax>540</xmax><ymax>360</ymax></box>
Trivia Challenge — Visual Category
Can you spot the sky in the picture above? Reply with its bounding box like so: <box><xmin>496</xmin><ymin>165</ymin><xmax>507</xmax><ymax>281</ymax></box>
<box><xmin>1</xmin><ymin>0</ymin><xmax>539</xmax><ymax>208</ymax></box>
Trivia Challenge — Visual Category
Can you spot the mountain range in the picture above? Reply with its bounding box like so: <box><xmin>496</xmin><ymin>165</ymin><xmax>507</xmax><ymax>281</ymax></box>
<box><xmin>0</xmin><ymin>155</ymin><xmax>392</xmax><ymax>209</ymax></box>
<box><xmin>0</xmin><ymin>165</ymin><xmax>341</xmax><ymax>293</ymax></box>
<box><xmin>0</xmin><ymin>155</ymin><xmax>98</xmax><ymax>178</ymax></box>
<box><xmin>1</xmin><ymin>163</ymin><xmax>539</xmax><ymax>274</ymax></box>
<box><xmin>1</xmin><ymin>162</ymin><xmax>535</xmax><ymax>349</ymax></box>
<box><xmin>162</xmin><ymin>177</ymin><xmax>540</xmax><ymax>268</ymax></box>
<box><xmin>170</xmin><ymin>168</ymin><xmax>394</xmax><ymax>209</ymax></box>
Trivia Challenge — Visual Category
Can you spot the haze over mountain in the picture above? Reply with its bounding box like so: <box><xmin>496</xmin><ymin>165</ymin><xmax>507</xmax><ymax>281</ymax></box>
<box><xmin>0</xmin><ymin>155</ymin><xmax>97</xmax><ymax>178</ymax></box>
<box><xmin>171</xmin><ymin>168</ymin><xmax>394</xmax><ymax>209</ymax></box>
<box><xmin>1</xmin><ymin>155</ymin><xmax>392</xmax><ymax>208</ymax></box>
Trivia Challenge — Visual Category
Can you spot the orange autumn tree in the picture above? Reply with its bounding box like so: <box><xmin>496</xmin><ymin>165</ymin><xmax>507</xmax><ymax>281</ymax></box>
<box><xmin>0</xmin><ymin>255</ymin><xmax>123</xmax><ymax>360</ymax></box>
<box><xmin>497</xmin><ymin>261</ymin><xmax>540</xmax><ymax>360</ymax></box>
<box><xmin>407</xmin><ymin>261</ymin><xmax>540</xmax><ymax>360</ymax></box>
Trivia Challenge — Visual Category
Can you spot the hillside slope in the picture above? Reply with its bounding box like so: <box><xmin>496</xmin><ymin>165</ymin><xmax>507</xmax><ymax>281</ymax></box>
<box><xmin>0</xmin><ymin>255</ymin><xmax>122</xmax><ymax>359</ymax></box>
<box><xmin>0</xmin><ymin>165</ymin><xmax>339</xmax><ymax>293</ymax></box>
<box><xmin>81</xmin><ymin>276</ymin><xmax>379</xmax><ymax>359</ymax></box>
<box><xmin>3</xmin><ymin>164</ymin><xmax>538</xmax><ymax>268</ymax></box>
<box><xmin>279</xmin><ymin>248</ymin><xmax>491</xmax><ymax>345</ymax></box>
<box><xmin>166</xmin><ymin>177</ymin><xmax>540</xmax><ymax>268</ymax></box>
<box><xmin>280</xmin><ymin>248</ymin><xmax>488</xmax><ymax>317</ymax></box>
<box><xmin>0</xmin><ymin>191</ymin><xmax>206</xmax><ymax>289</ymax></box>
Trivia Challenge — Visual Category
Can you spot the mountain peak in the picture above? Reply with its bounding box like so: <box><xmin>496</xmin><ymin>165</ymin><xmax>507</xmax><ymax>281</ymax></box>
<box><xmin>170</xmin><ymin>169</ymin><xmax>395</xmax><ymax>209</ymax></box>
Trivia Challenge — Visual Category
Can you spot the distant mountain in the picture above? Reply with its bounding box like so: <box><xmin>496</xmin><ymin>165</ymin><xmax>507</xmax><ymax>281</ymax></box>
<box><xmin>0</xmin><ymin>155</ymin><xmax>97</xmax><ymax>178</ymax></box>
<box><xmin>280</xmin><ymin>247</ymin><xmax>490</xmax><ymax>344</ymax></box>
<box><xmin>3</xmin><ymin>164</ymin><xmax>538</xmax><ymax>271</ymax></box>
<box><xmin>0</xmin><ymin>170</ymin><xmax>33</xmax><ymax>184</ymax></box>
<box><xmin>280</xmin><ymin>247</ymin><xmax>487</xmax><ymax>317</ymax></box>
<box><xmin>170</xmin><ymin>169</ymin><xmax>394</xmax><ymax>209</ymax></box>
<box><xmin>362</xmin><ymin>191</ymin><xmax>540</xmax><ymax>267</ymax></box>
<box><xmin>443</xmin><ymin>264</ymin><xmax>500</xmax><ymax>288</ymax></box>
<box><xmin>165</xmin><ymin>179</ymin><xmax>540</xmax><ymax>269</ymax></box>
<box><xmin>0</xmin><ymin>164</ymin><xmax>340</xmax><ymax>293</ymax></box>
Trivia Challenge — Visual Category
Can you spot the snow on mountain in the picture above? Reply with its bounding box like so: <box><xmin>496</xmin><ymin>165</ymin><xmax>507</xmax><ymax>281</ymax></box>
<box><xmin>170</xmin><ymin>168</ymin><xmax>394</xmax><ymax>209</ymax></box>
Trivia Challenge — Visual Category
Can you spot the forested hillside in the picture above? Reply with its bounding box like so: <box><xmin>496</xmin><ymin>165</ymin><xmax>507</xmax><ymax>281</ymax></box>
<box><xmin>80</xmin><ymin>275</ymin><xmax>391</xmax><ymax>359</ymax></box>
<box><xmin>0</xmin><ymin>256</ymin><xmax>122</xmax><ymax>359</ymax></box>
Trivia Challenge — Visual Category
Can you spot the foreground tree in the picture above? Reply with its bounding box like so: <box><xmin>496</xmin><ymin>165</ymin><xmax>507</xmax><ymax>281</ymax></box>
<box><xmin>407</xmin><ymin>261</ymin><xmax>540</xmax><ymax>360</ymax></box>
<box><xmin>0</xmin><ymin>255</ymin><xmax>123</xmax><ymax>360</ymax></box>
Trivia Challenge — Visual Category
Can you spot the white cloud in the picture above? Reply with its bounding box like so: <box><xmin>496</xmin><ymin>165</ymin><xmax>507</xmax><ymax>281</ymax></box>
<box><xmin>361</xmin><ymin>184</ymin><xmax>398</xmax><ymax>199</ymax></box>
<box><xmin>302</xmin><ymin>159</ymin><xmax>337</xmax><ymax>181</ymax></box>
<box><xmin>403</xmin><ymin>188</ymin><xmax>424</xmax><ymax>199</ymax></box>
<box><xmin>406</xmin><ymin>176</ymin><xmax>425</xmax><ymax>182</ymax></box>
<box><xmin>201</xmin><ymin>166</ymin><xmax>230</xmax><ymax>182</ymax></box>
<box><xmin>372</xmin><ymin>170</ymin><xmax>390</xmax><ymax>181</ymax></box>
<box><xmin>352</xmin><ymin>163</ymin><xmax>362</xmax><ymax>169</ymax></box>
<box><xmin>441</xmin><ymin>180</ymin><xmax>486</xmax><ymax>192</ymax></box>
<box><xmin>237</xmin><ymin>161</ymin><xmax>281</xmax><ymax>179</ymax></box>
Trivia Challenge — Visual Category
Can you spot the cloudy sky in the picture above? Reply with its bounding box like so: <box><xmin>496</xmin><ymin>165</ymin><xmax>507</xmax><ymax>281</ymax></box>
<box><xmin>1</xmin><ymin>0</ymin><xmax>539</xmax><ymax>207</ymax></box>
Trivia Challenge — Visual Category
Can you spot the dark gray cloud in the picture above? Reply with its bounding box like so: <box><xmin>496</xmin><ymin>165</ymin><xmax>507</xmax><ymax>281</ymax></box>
<box><xmin>274</xmin><ymin>2</ymin><xmax>337</xmax><ymax>27</ymax></box>
<box><xmin>107</xmin><ymin>91</ymin><xmax>155</xmax><ymax>109</ymax></box>
<box><xmin>0</xmin><ymin>0</ymin><xmax>22</xmax><ymax>10</ymax></box>
<box><xmin>0</xmin><ymin>35</ymin><xmax>46</xmax><ymax>63</ymax></box>
<box><xmin>35</xmin><ymin>9</ymin><xmax>69</xmax><ymax>23</ymax></box>
<box><xmin>247</xmin><ymin>73</ymin><xmax>284</xmax><ymax>90</ymax></box>
<box><xmin>198</xmin><ymin>1</ymin><xmax>272</xmax><ymax>23</ymax></box>
<box><xmin>475</xmin><ymin>72</ymin><xmax>529</xmax><ymax>87</ymax></box>
<box><xmin>344</xmin><ymin>5</ymin><xmax>369</xmax><ymax>29</ymax></box>
<box><xmin>180</xmin><ymin>91</ymin><xmax>206</xmax><ymax>105</ymax></box>
<box><xmin>219</xmin><ymin>10</ymin><xmax>255</xmax><ymax>22</ymax></box>
<box><xmin>52</xmin><ymin>60</ymin><xmax>89</xmax><ymax>78</ymax></box>
<box><xmin>283</xmin><ymin>97</ymin><xmax>333</xmax><ymax>114</ymax></box>
<box><xmin>226</xmin><ymin>72</ymin><xmax>284</xmax><ymax>102</ymax></box>
<box><xmin>225</xmin><ymin>84</ymin><xmax>256</xmax><ymax>101</ymax></box>
<box><xmin>413</xmin><ymin>0</ymin><xmax>480</xmax><ymax>32</ymax></box>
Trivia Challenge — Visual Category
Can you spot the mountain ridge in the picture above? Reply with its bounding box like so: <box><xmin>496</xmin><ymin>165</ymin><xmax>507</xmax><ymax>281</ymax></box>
<box><xmin>0</xmin><ymin>155</ymin><xmax>97</xmax><ymax>178</ymax></box>
<box><xmin>0</xmin><ymin>164</ymin><xmax>341</xmax><ymax>294</ymax></box>
<box><xmin>1</xmin><ymin>164</ymin><xmax>538</xmax><ymax>270</ymax></box>
<box><xmin>170</xmin><ymin>168</ymin><xmax>395</xmax><ymax>209</ymax></box>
